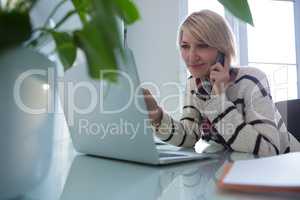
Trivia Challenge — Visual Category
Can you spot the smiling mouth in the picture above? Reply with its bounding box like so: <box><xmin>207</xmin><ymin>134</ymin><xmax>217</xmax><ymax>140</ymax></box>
<box><xmin>189</xmin><ymin>64</ymin><xmax>206</xmax><ymax>68</ymax></box>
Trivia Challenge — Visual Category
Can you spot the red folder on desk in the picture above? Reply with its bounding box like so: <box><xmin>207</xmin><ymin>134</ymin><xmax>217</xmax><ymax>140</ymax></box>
<box><xmin>218</xmin><ymin>152</ymin><xmax>300</xmax><ymax>193</ymax></box>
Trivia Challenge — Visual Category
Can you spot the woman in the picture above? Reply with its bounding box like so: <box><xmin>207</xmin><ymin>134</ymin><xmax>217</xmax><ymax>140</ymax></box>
<box><xmin>143</xmin><ymin>10</ymin><xmax>300</xmax><ymax>156</ymax></box>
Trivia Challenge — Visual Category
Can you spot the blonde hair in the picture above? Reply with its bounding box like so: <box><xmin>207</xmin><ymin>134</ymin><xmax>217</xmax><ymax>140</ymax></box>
<box><xmin>178</xmin><ymin>10</ymin><xmax>236</xmax><ymax>63</ymax></box>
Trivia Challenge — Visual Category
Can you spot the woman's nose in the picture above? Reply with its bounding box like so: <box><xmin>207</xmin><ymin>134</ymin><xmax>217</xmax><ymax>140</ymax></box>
<box><xmin>188</xmin><ymin>48</ymin><xmax>200</xmax><ymax>63</ymax></box>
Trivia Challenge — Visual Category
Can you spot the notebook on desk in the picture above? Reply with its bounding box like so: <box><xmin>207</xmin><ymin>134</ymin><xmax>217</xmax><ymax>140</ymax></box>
<box><xmin>218</xmin><ymin>152</ymin><xmax>300</xmax><ymax>192</ymax></box>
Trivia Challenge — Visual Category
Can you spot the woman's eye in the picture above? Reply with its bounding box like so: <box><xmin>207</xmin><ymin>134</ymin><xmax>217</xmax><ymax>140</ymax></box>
<box><xmin>197</xmin><ymin>44</ymin><xmax>209</xmax><ymax>48</ymax></box>
<box><xmin>180</xmin><ymin>44</ymin><xmax>189</xmax><ymax>49</ymax></box>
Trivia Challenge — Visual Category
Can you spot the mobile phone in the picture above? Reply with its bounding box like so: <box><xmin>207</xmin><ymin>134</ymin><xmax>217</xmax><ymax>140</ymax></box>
<box><xmin>216</xmin><ymin>52</ymin><xmax>225</xmax><ymax>66</ymax></box>
<box><xmin>200</xmin><ymin>53</ymin><xmax>225</xmax><ymax>96</ymax></box>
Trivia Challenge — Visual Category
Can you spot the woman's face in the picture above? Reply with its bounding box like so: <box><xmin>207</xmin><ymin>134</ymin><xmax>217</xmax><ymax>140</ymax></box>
<box><xmin>180</xmin><ymin>30</ymin><xmax>219</xmax><ymax>79</ymax></box>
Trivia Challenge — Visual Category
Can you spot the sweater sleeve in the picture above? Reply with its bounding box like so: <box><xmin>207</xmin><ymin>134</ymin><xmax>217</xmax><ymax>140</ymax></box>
<box><xmin>153</xmin><ymin>88</ymin><xmax>203</xmax><ymax>147</ymax></box>
<box><xmin>202</xmin><ymin>69</ymin><xmax>281</xmax><ymax>156</ymax></box>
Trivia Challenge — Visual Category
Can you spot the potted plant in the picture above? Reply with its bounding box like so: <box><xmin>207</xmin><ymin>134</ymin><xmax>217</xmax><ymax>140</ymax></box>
<box><xmin>0</xmin><ymin>0</ymin><xmax>140</xmax><ymax>199</ymax></box>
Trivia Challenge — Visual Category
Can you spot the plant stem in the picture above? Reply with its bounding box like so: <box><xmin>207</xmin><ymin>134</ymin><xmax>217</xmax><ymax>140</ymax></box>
<box><xmin>43</xmin><ymin>0</ymin><xmax>67</xmax><ymax>28</ymax></box>
<box><xmin>28</xmin><ymin>9</ymin><xmax>76</xmax><ymax>47</ymax></box>
<box><xmin>54</xmin><ymin>9</ymin><xmax>77</xmax><ymax>29</ymax></box>
<box><xmin>27</xmin><ymin>0</ymin><xmax>68</xmax><ymax>48</ymax></box>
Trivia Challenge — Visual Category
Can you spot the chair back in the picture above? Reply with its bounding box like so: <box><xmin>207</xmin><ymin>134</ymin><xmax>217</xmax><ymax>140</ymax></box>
<box><xmin>275</xmin><ymin>99</ymin><xmax>300</xmax><ymax>142</ymax></box>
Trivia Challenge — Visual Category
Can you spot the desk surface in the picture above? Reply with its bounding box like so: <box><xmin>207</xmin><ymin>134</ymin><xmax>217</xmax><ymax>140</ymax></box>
<box><xmin>3</xmin><ymin>116</ymin><xmax>300</xmax><ymax>200</ymax></box>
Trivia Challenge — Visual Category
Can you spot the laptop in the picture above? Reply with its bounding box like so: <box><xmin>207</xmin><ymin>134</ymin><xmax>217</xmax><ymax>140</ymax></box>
<box><xmin>61</xmin><ymin>48</ymin><xmax>214</xmax><ymax>165</ymax></box>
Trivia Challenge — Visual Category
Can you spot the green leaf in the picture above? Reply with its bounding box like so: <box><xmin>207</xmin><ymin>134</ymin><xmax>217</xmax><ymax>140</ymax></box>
<box><xmin>2</xmin><ymin>0</ymin><xmax>37</xmax><ymax>12</ymax></box>
<box><xmin>0</xmin><ymin>11</ymin><xmax>32</xmax><ymax>50</ymax></box>
<box><xmin>113</xmin><ymin>0</ymin><xmax>140</xmax><ymax>25</ymax></box>
<box><xmin>50</xmin><ymin>31</ymin><xmax>77</xmax><ymax>70</ymax></box>
<box><xmin>92</xmin><ymin>0</ymin><xmax>126</xmax><ymax>61</ymax></box>
<box><xmin>48</xmin><ymin>0</ymin><xmax>139</xmax><ymax>82</ymax></box>
<box><xmin>218</xmin><ymin>0</ymin><xmax>253</xmax><ymax>26</ymax></box>
<box><xmin>71</xmin><ymin>0</ymin><xmax>92</xmax><ymax>24</ymax></box>
<box><xmin>74</xmin><ymin>20</ymin><xmax>118</xmax><ymax>82</ymax></box>
<box><xmin>14</xmin><ymin>0</ymin><xmax>37</xmax><ymax>12</ymax></box>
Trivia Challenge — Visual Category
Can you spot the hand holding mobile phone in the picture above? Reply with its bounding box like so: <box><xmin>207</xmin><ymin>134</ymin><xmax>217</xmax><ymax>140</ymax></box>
<box><xmin>209</xmin><ymin>52</ymin><xmax>229</xmax><ymax>95</ymax></box>
<box><xmin>199</xmin><ymin>52</ymin><xmax>226</xmax><ymax>96</ymax></box>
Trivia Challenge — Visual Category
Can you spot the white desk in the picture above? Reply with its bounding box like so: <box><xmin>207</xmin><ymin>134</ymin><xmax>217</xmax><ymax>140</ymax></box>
<box><xmin>3</xmin><ymin>116</ymin><xmax>300</xmax><ymax>200</ymax></box>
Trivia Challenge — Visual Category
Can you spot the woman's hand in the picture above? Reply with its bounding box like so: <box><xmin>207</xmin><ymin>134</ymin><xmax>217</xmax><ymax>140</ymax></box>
<box><xmin>142</xmin><ymin>88</ymin><xmax>163</xmax><ymax>125</ymax></box>
<box><xmin>209</xmin><ymin>56</ymin><xmax>231</xmax><ymax>95</ymax></box>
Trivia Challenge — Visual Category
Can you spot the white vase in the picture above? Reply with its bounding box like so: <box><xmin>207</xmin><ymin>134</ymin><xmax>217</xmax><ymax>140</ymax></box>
<box><xmin>0</xmin><ymin>47</ymin><xmax>57</xmax><ymax>199</ymax></box>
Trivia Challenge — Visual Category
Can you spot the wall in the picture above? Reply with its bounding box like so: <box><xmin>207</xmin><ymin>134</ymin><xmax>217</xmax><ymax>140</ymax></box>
<box><xmin>127</xmin><ymin>0</ymin><xmax>188</xmax><ymax>117</ymax></box>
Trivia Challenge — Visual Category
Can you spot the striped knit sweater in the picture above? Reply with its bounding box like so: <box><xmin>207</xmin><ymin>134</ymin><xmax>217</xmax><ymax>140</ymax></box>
<box><xmin>154</xmin><ymin>67</ymin><xmax>300</xmax><ymax>156</ymax></box>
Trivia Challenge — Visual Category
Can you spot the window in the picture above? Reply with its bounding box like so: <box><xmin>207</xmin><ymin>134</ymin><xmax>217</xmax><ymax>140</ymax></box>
<box><xmin>246</xmin><ymin>0</ymin><xmax>298</xmax><ymax>101</ymax></box>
